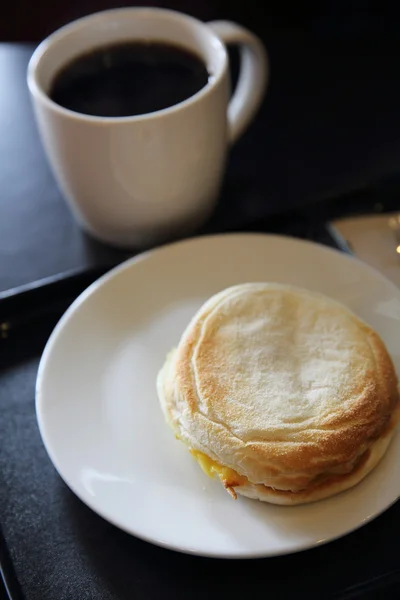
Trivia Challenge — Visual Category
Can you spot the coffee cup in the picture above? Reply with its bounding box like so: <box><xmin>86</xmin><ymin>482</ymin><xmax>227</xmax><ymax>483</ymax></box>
<box><xmin>28</xmin><ymin>8</ymin><xmax>268</xmax><ymax>248</ymax></box>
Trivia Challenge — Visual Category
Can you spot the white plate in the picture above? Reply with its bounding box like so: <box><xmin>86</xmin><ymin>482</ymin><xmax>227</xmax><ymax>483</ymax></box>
<box><xmin>36</xmin><ymin>233</ymin><xmax>400</xmax><ymax>558</ymax></box>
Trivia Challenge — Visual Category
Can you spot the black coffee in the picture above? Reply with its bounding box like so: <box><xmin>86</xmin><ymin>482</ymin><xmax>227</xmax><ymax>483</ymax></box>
<box><xmin>49</xmin><ymin>41</ymin><xmax>210</xmax><ymax>117</ymax></box>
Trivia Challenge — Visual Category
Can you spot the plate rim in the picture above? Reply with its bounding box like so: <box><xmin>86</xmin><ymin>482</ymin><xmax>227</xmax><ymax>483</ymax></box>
<box><xmin>35</xmin><ymin>232</ymin><xmax>400</xmax><ymax>558</ymax></box>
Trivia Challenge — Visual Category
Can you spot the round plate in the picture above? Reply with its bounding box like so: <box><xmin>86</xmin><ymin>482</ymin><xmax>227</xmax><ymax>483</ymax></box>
<box><xmin>36</xmin><ymin>234</ymin><xmax>400</xmax><ymax>558</ymax></box>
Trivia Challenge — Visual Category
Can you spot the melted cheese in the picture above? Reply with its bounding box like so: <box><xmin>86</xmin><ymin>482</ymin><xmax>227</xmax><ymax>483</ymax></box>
<box><xmin>189</xmin><ymin>449</ymin><xmax>247</xmax><ymax>488</ymax></box>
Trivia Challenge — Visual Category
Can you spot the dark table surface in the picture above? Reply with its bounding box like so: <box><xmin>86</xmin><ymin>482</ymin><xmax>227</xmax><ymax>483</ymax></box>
<box><xmin>2</xmin><ymin>32</ymin><xmax>400</xmax><ymax>292</ymax></box>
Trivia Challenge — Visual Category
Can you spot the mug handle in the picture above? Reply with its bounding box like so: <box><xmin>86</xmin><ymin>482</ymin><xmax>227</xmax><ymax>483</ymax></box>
<box><xmin>207</xmin><ymin>21</ymin><xmax>269</xmax><ymax>144</ymax></box>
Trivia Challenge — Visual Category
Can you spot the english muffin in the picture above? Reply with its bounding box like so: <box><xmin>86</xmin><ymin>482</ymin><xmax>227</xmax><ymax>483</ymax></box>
<box><xmin>157</xmin><ymin>283</ymin><xmax>400</xmax><ymax>505</ymax></box>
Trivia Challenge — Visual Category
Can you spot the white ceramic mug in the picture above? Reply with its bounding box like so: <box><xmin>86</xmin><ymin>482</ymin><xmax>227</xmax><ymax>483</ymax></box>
<box><xmin>28</xmin><ymin>8</ymin><xmax>268</xmax><ymax>248</ymax></box>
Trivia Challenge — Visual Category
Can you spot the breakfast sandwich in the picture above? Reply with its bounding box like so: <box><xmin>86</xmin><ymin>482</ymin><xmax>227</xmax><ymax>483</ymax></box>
<box><xmin>157</xmin><ymin>283</ymin><xmax>400</xmax><ymax>505</ymax></box>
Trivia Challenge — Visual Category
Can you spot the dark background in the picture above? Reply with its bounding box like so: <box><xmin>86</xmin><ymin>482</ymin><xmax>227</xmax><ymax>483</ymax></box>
<box><xmin>3</xmin><ymin>0</ymin><xmax>400</xmax><ymax>43</ymax></box>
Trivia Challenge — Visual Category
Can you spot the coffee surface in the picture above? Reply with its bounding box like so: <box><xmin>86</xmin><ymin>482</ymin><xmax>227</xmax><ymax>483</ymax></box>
<box><xmin>49</xmin><ymin>41</ymin><xmax>210</xmax><ymax>117</ymax></box>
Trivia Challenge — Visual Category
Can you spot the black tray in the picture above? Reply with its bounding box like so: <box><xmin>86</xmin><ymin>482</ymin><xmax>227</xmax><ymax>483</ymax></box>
<box><xmin>1</xmin><ymin>215</ymin><xmax>400</xmax><ymax>600</ymax></box>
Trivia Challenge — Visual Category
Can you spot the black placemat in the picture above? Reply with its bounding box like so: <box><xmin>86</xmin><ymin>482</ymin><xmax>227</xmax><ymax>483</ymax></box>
<box><xmin>1</xmin><ymin>220</ymin><xmax>400</xmax><ymax>600</ymax></box>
